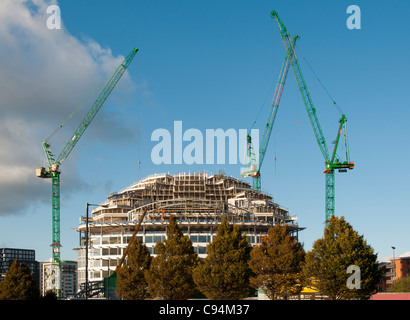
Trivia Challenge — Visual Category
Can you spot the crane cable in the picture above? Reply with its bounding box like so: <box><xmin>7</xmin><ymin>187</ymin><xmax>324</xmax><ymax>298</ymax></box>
<box><xmin>250</xmin><ymin>80</ymin><xmax>277</xmax><ymax>131</ymax></box>
<box><xmin>45</xmin><ymin>66</ymin><xmax>119</xmax><ymax>142</ymax></box>
<box><xmin>250</xmin><ymin>31</ymin><xmax>280</xmax><ymax>132</ymax></box>
<box><xmin>295</xmin><ymin>44</ymin><xmax>347</xmax><ymax>160</ymax></box>
<box><xmin>295</xmin><ymin>45</ymin><xmax>345</xmax><ymax>116</ymax></box>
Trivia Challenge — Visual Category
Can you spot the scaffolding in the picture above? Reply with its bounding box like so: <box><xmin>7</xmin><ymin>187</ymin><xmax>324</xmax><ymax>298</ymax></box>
<box><xmin>75</xmin><ymin>172</ymin><xmax>303</xmax><ymax>293</ymax></box>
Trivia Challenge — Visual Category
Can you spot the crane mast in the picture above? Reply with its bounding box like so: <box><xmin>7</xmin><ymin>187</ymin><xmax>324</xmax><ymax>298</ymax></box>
<box><xmin>271</xmin><ymin>11</ymin><xmax>354</xmax><ymax>223</ymax></box>
<box><xmin>36</xmin><ymin>47</ymin><xmax>138</xmax><ymax>297</ymax></box>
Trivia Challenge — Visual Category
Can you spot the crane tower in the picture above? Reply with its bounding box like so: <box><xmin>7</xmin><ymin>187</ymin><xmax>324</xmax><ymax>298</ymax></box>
<box><xmin>36</xmin><ymin>47</ymin><xmax>138</xmax><ymax>296</ymax></box>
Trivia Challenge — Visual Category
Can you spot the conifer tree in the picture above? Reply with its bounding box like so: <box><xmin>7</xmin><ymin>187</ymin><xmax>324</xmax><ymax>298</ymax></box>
<box><xmin>302</xmin><ymin>215</ymin><xmax>382</xmax><ymax>300</ymax></box>
<box><xmin>249</xmin><ymin>224</ymin><xmax>305</xmax><ymax>299</ymax></box>
<box><xmin>116</xmin><ymin>238</ymin><xmax>152</xmax><ymax>300</ymax></box>
<box><xmin>0</xmin><ymin>259</ymin><xmax>39</xmax><ymax>300</ymax></box>
<box><xmin>145</xmin><ymin>215</ymin><xmax>198</xmax><ymax>300</ymax></box>
<box><xmin>193</xmin><ymin>216</ymin><xmax>252</xmax><ymax>299</ymax></box>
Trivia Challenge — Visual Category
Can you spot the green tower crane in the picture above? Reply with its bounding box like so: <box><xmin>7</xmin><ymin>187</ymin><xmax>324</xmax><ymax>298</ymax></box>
<box><xmin>36</xmin><ymin>47</ymin><xmax>138</xmax><ymax>296</ymax></box>
<box><xmin>241</xmin><ymin>36</ymin><xmax>298</xmax><ymax>191</ymax></box>
<box><xmin>271</xmin><ymin>11</ymin><xmax>354</xmax><ymax>224</ymax></box>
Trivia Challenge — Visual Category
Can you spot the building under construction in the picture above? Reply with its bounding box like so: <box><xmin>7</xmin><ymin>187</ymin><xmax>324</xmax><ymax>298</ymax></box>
<box><xmin>75</xmin><ymin>172</ymin><xmax>303</xmax><ymax>287</ymax></box>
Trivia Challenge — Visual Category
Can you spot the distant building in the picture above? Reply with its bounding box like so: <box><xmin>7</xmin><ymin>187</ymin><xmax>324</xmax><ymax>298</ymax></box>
<box><xmin>378</xmin><ymin>256</ymin><xmax>410</xmax><ymax>292</ymax></box>
<box><xmin>40</xmin><ymin>260</ymin><xmax>77</xmax><ymax>299</ymax></box>
<box><xmin>392</xmin><ymin>256</ymin><xmax>410</xmax><ymax>279</ymax></box>
<box><xmin>378</xmin><ymin>262</ymin><xmax>393</xmax><ymax>292</ymax></box>
<box><xmin>0</xmin><ymin>248</ymin><xmax>39</xmax><ymax>286</ymax></box>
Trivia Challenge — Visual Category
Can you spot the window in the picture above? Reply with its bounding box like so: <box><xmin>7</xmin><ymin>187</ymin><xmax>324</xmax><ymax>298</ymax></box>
<box><xmin>153</xmin><ymin>236</ymin><xmax>163</xmax><ymax>243</ymax></box>
<box><xmin>198</xmin><ymin>235</ymin><xmax>208</xmax><ymax>243</ymax></box>
<box><xmin>110</xmin><ymin>237</ymin><xmax>120</xmax><ymax>244</ymax></box>
<box><xmin>109</xmin><ymin>248</ymin><xmax>119</xmax><ymax>255</ymax></box>
<box><xmin>198</xmin><ymin>247</ymin><xmax>207</xmax><ymax>254</ymax></box>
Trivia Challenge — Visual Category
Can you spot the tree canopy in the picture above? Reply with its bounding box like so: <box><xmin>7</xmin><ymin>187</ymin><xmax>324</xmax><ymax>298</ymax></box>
<box><xmin>116</xmin><ymin>237</ymin><xmax>152</xmax><ymax>300</ymax></box>
<box><xmin>193</xmin><ymin>216</ymin><xmax>252</xmax><ymax>299</ymax></box>
<box><xmin>302</xmin><ymin>215</ymin><xmax>382</xmax><ymax>299</ymax></box>
<box><xmin>0</xmin><ymin>259</ymin><xmax>39</xmax><ymax>300</ymax></box>
<box><xmin>145</xmin><ymin>215</ymin><xmax>198</xmax><ymax>300</ymax></box>
<box><xmin>249</xmin><ymin>224</ymin><xmax>305</xmax><ymax>299</ymax></box>
<box><xmin>389</xmin><ymin>276</ymin><xmax>410</xmax><ymax>292</ymax></box>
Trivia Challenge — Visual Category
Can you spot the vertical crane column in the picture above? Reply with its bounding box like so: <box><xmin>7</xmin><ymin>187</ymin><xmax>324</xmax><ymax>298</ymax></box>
<box><xmin>37</xmin><ymin>47</ymin><xmax>139</xmax><ymax>298</ymax></box>
<box><xmin>271</xmin><ymin>11</ymin><xmax>354</xmax><ymax>224</ymax></box>
<box><xmin>325</xmin><ymin>171</ymin><xmax>335</xmax><ymax>220</ymax></box>
<box><xmin>51</xmin><ymin>171</ymin><xmax>61</xmax><ymax>265</ymax></box>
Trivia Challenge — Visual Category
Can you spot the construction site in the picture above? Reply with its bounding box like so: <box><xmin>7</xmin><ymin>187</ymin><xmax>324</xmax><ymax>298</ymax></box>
<box><xmin>34</xmin><ymin>9</ymin><xmax>354</xmax><ymax>299</ymax></box>
<box><xmin>74</xmin><ymin>172</ymin><xmax>302</xmax><ymax>296</ymax></box>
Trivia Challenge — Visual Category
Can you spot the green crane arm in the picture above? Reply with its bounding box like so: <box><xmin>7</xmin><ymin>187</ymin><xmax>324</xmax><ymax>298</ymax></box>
<box><xmin>243</xmin><ymin>36</ymin><xmax>297</xmax><ymax>191</ymax></box>
<box><xmin>258</xmin><ymin>35</ymin><xmax>298</xmax><ymax>171</ymax></box>
<box><xmin>271</xmin><ymin>11</ymin><xmax>330</xmax><ymax>163</ymax></box>
<box><xmin>271</xmin><ymin>11</ymin><xmax>354</xmax><ymax>223</ymax></box>
<box><xmin>36</xmin><ymin>47</ymin><xmax>138</xmax><ymax>298</ymax></box>
<box><xmin>51</xmin><ymin>48</ymin><xmax>139</xmax><ymax>166</ymax></box>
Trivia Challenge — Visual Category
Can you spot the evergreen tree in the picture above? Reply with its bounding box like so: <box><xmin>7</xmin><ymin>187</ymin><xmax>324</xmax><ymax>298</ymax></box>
<box><xmin>116</xmin><ymin>238</ymin><xmax>152</xmax><ymax>300</ymax></box>
<box><xmin>145</xmin><ymin>215</ymin><xmax>198</xmax><ymax>299</ymax></box>
<box><xmin>302</xmin><ymin>215</ymin><xmax>382</xmax><ymax>300</ymax></box>
<box><xmin>192</xmin><ymin>216</ymin><xmax>251</xmax><ymax>299</ymax></box>
<box><xmin>249</xmin><ymin>224</ymin><xmax>305</xmax><ymax>299</ymax></box>
<box><xmin>0</xmin><ymin>259</ymin><xmax>39</xmax><ymax>300</ymax></box>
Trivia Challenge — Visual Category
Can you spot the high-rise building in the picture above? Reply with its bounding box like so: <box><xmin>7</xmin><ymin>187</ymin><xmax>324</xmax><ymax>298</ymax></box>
<box><xmin>0</xmin><ymin>248</ymin><xmax>39</xmax><ymax>286</ymax></box>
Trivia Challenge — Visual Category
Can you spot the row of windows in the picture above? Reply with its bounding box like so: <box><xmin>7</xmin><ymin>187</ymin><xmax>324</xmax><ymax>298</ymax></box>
<box><xmin>83</xmin><ymin>245</ymin><xmax>209</xmax><ymax>270</ymax></box>
<box><xmin>90</xmin><ymin>234</ymin><xmax>263</xmax><ymax>246</ymax></box>
<box><xmin>96</xmin><ymin>245</ymin><xmax>209</xmax><ymax>256</ymax></box>
<box><xmin>91</xmin><ymin>232</ymin><xmax>214</xmax><ymax>245</ymax></box>
<box><xmin>0</xmin><ymin>251</ymin><xmax>35</xmax><ymax>261</ymax></box>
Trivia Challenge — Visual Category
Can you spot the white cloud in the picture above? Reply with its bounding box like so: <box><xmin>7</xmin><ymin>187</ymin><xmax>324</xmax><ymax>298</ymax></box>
<box><xmin>379</xmin><ymin>251</ymin><xmax>410</xmax><ymax>262</ymax></box>
<box><xmin>400</xmin><ymin>251</ymin><xmax>410</xmax><ymax>258</ymax></box>
<box><xmin>0</xmin><ymin>0</ymin><xmax>137</xmax><ymax>215</ymax></box>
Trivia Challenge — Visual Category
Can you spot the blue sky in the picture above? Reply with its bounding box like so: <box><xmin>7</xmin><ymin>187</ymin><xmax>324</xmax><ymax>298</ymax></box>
<box><xmin>0</xmin><ymin>0</ymin><xmax>409</xmax><ymax>263</ymax></box>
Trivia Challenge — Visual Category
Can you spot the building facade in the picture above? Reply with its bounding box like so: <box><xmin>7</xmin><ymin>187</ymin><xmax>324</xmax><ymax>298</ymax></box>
<box><xmin>0</xmin><ymin>248</ymin><xmax>39</xmax><ymax>286</ymax></box>
<box><xmin>40</xmin><ymin>260</ymin><xmax>78</xmax><ymax>299</ymax></box>
<box><xmin>378</xmin><ymin>256</ymin><xmax>410</xmax><ymax>292</ymax></box>
<box><xmin>75</xmin><ymin>172</ymin><xmax>303</xmax><ymax>288</ymax></box>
